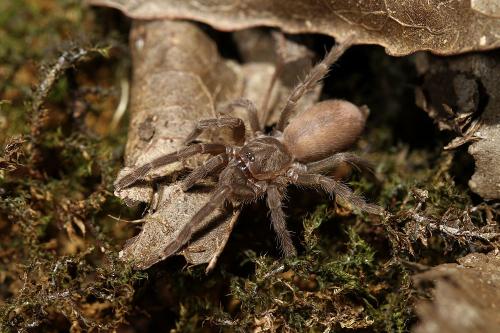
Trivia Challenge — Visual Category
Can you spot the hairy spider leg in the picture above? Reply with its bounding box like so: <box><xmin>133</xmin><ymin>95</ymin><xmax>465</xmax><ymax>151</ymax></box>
<box><xmin>306</xmin><ymin>152</ymin><xmax>374</xmax><ymax>175</ymax></box>
<box><xmin>294</xmin><ymin>173</ymin><xmax>382</xmax><ymax>215</ymax></box>
<box><xmin>259</xmin><ymin>31</ymin><xmax>287</xmax><ymax>127</ymax></box>
<box><xmin>266</xmin><ymin>185</ymin><xmax>297</xmax><ymax>257</ymax></box>
<box><xmin>220</xmin><ymin>98</ymin><xmax>261</xmax><ymax>135</ymax></box>
<box><xmin>184</xmin><ymin>116</ymin><xmax>246</xmax><ymax>145</ymax></box>
<box><xmin>115</xmin><ymin>143</ymin><xmax>226</xmax><ymax>190</ymax></box>
<box><xmin>181</xmin><ymin>153</ymin><xmax>228</xmax><ymax>191</ymax></box>
<box><xmin>276</xmin><ymin>34</ymin><xmax>355</xmax><ymax>131</ymax></box>
<box><xmin>162</xmin><ymin>183</ymin><xmax>257</xmax><ymax>258</ymax></box>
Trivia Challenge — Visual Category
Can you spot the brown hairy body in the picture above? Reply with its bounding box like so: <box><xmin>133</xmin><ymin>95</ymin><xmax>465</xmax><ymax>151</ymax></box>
<box><xmin>283</xmin><ymin>99</ymin><xmax>368</xmax><ymax>162</ymax></box>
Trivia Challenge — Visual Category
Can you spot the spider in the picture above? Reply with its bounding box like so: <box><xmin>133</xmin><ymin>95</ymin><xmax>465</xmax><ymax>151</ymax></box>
<box><xmin>115</xmin><ymin>34</ymin><xmax>383</xmax><ymax>258</ymax></box>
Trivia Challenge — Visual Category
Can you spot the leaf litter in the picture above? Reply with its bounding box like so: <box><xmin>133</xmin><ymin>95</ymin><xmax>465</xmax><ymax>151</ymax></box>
<box><xmin>0</xmin><ymin>0</ymin><xmax>499</xmax><ymax>331</ymax></box>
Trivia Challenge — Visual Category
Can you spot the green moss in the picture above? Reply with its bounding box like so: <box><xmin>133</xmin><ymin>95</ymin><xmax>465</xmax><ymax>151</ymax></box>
<box><xmin>203</xmin><ymin>208</ymin><xmax>414</xmax><ymax>332</ymax></box>
<box><xmin>0</xmin><ymin>1</ymin><xmax>138</xmax><ymax>331</ymax></box>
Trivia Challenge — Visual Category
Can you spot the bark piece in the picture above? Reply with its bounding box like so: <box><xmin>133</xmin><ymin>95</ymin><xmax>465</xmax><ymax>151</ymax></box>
<box><xmin>415</xmin><ymin>51</ymin><xmax>500</xmax><ymax>199</ymax></box>
<box><xmin>86</xmin><ymin>0</ymin><xmax>500</xmax><ymax>56</ymax></box>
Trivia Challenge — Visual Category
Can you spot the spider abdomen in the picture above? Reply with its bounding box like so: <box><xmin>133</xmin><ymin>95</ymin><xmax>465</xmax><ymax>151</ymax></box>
<box><xmin>282</xmin><ymin>99</ymin><xmax>367</xmax><ymax>162</ymax></box>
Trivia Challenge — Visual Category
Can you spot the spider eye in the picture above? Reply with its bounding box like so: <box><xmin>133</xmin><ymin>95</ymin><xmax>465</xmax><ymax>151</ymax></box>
<box><xmin>246</xmin><ymin>152</ymin><xmax>255</xmax><ymax>162</ymax></box>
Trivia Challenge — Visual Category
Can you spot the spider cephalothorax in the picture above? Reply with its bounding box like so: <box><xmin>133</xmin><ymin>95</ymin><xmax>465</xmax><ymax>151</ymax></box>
<box><xmin>115</xmin><ymin>34</ymin><xmax>383</xmax><ymax>258</ymax></box>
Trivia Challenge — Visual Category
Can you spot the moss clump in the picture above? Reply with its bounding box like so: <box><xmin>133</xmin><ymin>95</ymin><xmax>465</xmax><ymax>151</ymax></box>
<box><xmin>0</xmin><ymin>1</ymin><xmax>139</xmax><ymax>331</ymax></box>
<box><xmin>204</xmin><ymin>206</ymin><xmax>414</xmax><ymax>332</ymax></box>
<box><xmin>0</xmin><ymin>251</ymin><xmax>145</xmax><ymax>332</ymax></box>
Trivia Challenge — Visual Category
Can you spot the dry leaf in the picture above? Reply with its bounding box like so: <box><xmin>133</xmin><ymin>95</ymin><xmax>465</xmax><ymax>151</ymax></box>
<box><xmin>120</xmin><ymin>183</ymin><xmax>241</xmax><ymax>269</ymax></box>
<box><xmin>86</xmin><ymin>0</ymin><xmax>500</xmax><ymax>56</ymax></box>
<box><xmin>115</xmin><ymin>20</ymin><xmax>244</xmax><ymax>268</ymax></box>
<box><xmin>413</xmin><ymin>251</ymin><xmax>500</xmax><ymax>333</ymax></box>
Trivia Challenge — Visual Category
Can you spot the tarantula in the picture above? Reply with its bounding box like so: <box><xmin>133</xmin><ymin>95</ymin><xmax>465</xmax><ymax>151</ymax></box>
<box><xmin>115</xmin><ymin>35</ymin><xmax>383</xmax><ymax>258</ymax></box>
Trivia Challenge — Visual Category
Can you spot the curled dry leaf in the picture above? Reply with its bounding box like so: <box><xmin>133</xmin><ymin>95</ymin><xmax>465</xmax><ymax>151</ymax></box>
<box><xmin>114</xmin><ymin>20</ymin><xmax>317</xmax><ymax>270</ymax></box>
<box><xmin>413</xmin><ymin>251</ymin><xmax>500</xmax><ymax>333</ymax></box>
<box><xmin>115</xmin><ymin>20</ymin><xmax>240</xmax><ymax>206</ymax></box>
<box><xmin>86</xmin><ymin>0</ymin><xmax>500</xmax><ymax>56</ymax></box>
<box><xmin>415</xmin><ymin>51</ymin><xmax>500</xmax><ymax>199</ymax></box>
<box><xmin>122</xmin><ymin>183</ymin><xmax>241</xmax><ymax>269</ymax></box>
<box><xmin>115</xmin><ymin>20</ymin><xmax>243</xmax><ymax>268</ymax></box>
